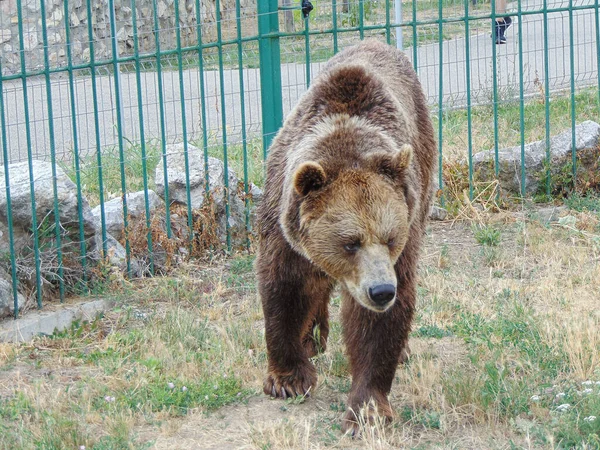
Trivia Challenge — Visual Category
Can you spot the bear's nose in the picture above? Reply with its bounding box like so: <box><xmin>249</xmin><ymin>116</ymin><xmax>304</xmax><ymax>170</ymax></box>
<box><xmin>368</xmin><ymin>284</ymin><xmax>396</xmax><ymax>305</ymax></box>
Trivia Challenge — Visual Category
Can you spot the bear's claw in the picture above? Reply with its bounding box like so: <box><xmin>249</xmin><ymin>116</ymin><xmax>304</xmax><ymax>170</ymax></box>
<box><xmin>341</xmin><ymin>398</ymin><xmax>394</xmax><ymax>437</ymax></box>
<box><xmin>263</xmin><ymin>367</ymin><xmax>316</xmax><ymax>400</ymax></box>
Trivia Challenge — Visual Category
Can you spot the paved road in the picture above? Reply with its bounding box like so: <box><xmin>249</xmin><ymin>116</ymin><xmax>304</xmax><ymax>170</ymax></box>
<box><xmin>1</xmin><ymin>0</ymin><xmax>597</xmax><ymax>165</ymax></box>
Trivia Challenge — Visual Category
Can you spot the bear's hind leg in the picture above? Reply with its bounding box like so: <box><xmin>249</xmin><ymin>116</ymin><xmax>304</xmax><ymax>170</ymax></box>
<box><xmin>258</xmin><ymin>244</ymin><xmax>333</xmax><ymax>399</ymax></box>
<box><xmin>302</xmin><ymin>299</ymin><xmax>330</xmax><ymax>358</ymax></box>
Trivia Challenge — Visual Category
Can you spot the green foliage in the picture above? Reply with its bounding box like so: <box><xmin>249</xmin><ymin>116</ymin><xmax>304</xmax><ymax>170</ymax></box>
<box><xmin>122</xmin><ymin>374</ymin><xmax>248</xmax><ymax>415</ymax></box>
<box><xmin>472</xmin><ymin>224</ymin><xmax>501</xmax><ymax>246</ymax></box>
<box><xmin>400</xmin><ymin>406</ymin><xmax>442</xmax><ymax>429</ymax></box>
<box><xmin>565</xmin><ymin>192</ymin><xmax>600</xmax><ymax>214</ymax></box>
<box><xmin>412</xmin><ymin>324</ymin><xmax>453</xmax><ymax>339</ymax></box>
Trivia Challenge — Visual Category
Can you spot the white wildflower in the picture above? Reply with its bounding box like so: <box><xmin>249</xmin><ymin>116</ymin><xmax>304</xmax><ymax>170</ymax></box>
<box><xmin>582</xmin><ymin>380</ymin><xmax>594</xmax><ymax>386</ymax></box>
<box><xmin>556</xmin><ymin>403</ymin><xmax>571</xmax><ymax>412</ymax></box>
<box><xmin>582</xmin><ymin>388</ymin><xmax>593</xmax><ymax>395</ymax></box>
<box><xmin>530</xmin><ymin>395</ymin><xmax>541</xmax><ymax>401</ymax></box>
<box><xmin>556</xmin><ymin>392</ymin><xmax>566</xmax><ymax>399</ymax></box>
<box><xmin>181</xmin><ymin>386</ymin><xmax>187</xmax><ymax>392</ymax></box>
<box><xmin>584</xmin><ymin>416</ymin><xmax>597</xmax><ymax>422</ymax></box>
<box><xmin>167</xmin><ymin>382</ymin><xmax>175</xmax><ymax>389</ymax></box>
<box><xmin>79</xmin><ymin>446</ymin><xmax>86</xmax><ymax>450</ymax></box>
<box><xmin>205</xmin><ymin>395</ymin><xmax>209</xmax><ymax>400</ymax></box>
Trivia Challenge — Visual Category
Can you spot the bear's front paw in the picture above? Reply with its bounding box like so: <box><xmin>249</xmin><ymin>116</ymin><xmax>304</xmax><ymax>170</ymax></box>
<box><xmin>263</xmin><ymin>364</ymin><xmax>317</xmax><ymax>399</ymax></box>
<box><xmin>341</xmin><ymin>397</ymin><xmax>393</xmax><ymax>437</ymax></box>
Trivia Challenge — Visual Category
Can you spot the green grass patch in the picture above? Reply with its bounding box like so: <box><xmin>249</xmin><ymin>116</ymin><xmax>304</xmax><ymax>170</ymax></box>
<box><xmin>472</xmin><ymin>224</ymin><xmax>501</xmax><ymax>246</ymax></box>
<box><xmin>412</xmin><ymin>324</ymin><xmax>453</xmax><ymax>339</ymax></box>
<box><xmin>565</xmin><ymin>192</ymin><xmax>600</xmax><ymax>214</ymax></box>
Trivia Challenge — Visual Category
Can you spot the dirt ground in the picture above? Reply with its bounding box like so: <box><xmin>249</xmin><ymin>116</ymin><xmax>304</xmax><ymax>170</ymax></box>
<box><xmin>1</xmin><ymin>205</ymin><xmax>600</xmax><ymax>449</ymax></box>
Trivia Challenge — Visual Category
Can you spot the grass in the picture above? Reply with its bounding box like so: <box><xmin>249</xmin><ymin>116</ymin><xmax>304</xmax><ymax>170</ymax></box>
<box><xmin>0</xmin><ymin>258</ymin><xmax>259</xmax><ymax>449</ymax></box>
<box><xmin>434</xmin><ymin>87</ymin><xmax>600</xmax><ymax>164</ymax></box>
<box><xmin>2</xmin><ymin>198</ymin><xmax>600</xmax><ymax>448</ymax></box>
<box><xmin>63</xmin><ymin>137</ymin><xmax>264</xmax><ymax>208</ymax></box>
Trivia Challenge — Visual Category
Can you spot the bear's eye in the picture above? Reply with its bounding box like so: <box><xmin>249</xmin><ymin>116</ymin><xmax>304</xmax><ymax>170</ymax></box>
<box><xmin>387</xmin><ymin>238</ymin><xmax>396</xmax><ymax>248</ymax></box>
<box><xmin>343</xmin><ymin>241</ymin><xmax>361</xmax><ymax>253</ymax></box>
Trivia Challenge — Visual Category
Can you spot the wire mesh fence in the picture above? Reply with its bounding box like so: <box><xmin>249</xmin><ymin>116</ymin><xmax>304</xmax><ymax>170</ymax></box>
<box><xmin>1</xmin><ymin>0</ymin><xmax>599</xmax><ymax>318</ymax></box>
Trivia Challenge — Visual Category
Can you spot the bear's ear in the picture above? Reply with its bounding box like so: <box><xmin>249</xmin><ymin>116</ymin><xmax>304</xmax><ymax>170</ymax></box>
<box><xmin>293</xmin><ymin>162</ymin><xmax>327</xmax><ymax>196</ymax></box>
<box><xmin>375</xmin><ymin>144</ymin><xmax>413</xmax><ymax>180</ymax></box>
<box><xmin>393</xmin><ymin>144</ymin><xmax>413</xmax><ymax>171</ymax></box>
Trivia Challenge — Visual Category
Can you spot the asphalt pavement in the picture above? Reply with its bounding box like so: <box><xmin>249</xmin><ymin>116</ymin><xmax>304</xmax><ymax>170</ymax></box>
<box><xmin>1</xmin><ymin>0</ymin><xmax>597</xmax><ymax>165</ymax></box>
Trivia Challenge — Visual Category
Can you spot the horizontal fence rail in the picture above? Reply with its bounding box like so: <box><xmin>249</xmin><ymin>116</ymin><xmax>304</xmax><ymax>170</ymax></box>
<box><xmin>0</xmin><ymin>0</ymin><xmax>599</xmax><ymax>318</ymax></box>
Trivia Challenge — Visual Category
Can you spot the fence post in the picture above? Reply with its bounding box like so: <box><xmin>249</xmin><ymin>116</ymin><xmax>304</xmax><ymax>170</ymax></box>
<box><xmin>258</xmin><ymin>0</ymin><xmax>284</xmax><ymax>156</ymax></box>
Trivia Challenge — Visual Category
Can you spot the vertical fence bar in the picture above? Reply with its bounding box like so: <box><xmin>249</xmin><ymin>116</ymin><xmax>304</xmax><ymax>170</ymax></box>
<box><xmin>411</xmin><ymin>0</ymin><xmax>418</xmax><ymax>71</ymax></box>
<box><xmin>304</xmin><ymin>14</ymin><xmax>311</xmax><ymax>87</ymax></box>
<box><xmin>359</xmin><ymin>0</ymin><xmax>365</xmax><ymax>40</ymax></box>
<box><xmin>258</xmin><ymin>0</ymin><xmax>283</xmax><ymax>155</ymax></box>
<box><xmin>491</xmin><ymin>0</ymin><xmax>500</xmax><ymax>183</ymax></box>
<box><xmin>517</xmin><ymin>0</ymin><xmax>526</xmax><ymax>197</ymax></box>
<box><xmin>174</xmin><ymin>0</ymin><xmax>195</xmax><ymax>244</ymax></box>
<box><xmin>39</xmin><ymin>0</ymin><xmax>65</xmax><ymax>301</ymax></box>
<box><xmin>395</xmin><ymin>0</ymin><xmax>403</xmax><ymax>50</ymax></box>
<box><xmin>332</xmin><ymin>0</ymin><xmax>339</xmax><ymax>53</ymax></box>
<box><xmin>215</xmin><ymin>0</ymin><xmax>232</xmax><ymax>251</ymax></box>
<box><xmin>85</xmin><ymin>0</ymin><xmax>108</xmax><ymax>257</ymax></box>
<box><xmin>152</xmin><ymin>0</ymin><xmax>172</xmax><ymax>238</ymax></box>
<box><xmin>464</xmin><ymin>0</ymin><xmax>473</xmax><ymax>200</ymax></box>
<box><xmin>16</xmin><ymin>0</ymin><xmax>43</xmax><ymax>308</ymax></box>
<box><xmin>131</xmin><ymin>0</ymin><xmax>155</xmax><ymax>275</ymax></box>
<box><xmin>108</xmin><ymin>0</ymin><xmax>131</xmax><ymax>276</ymax></box>
<box><xmin>596</xmin><ymin>0</ymin><xmax>600</xmax><ymax>110</ymax></box>
<box><xmin>64</xmin><ymin>0</ymin><xmax>88</xmax><ymax>286</ymax></box>
<box><xmin>385</xmin><ymin>0</ymin><xmax>391</xmax><ymax>44</ymax></box>
<box><xmin>568</xmin><ymin>0</ymin><xmax>577</xmax><ymax>185</ymax></box>
<box><xmin>235</xmin><ymin>0</ymin><xmax>251</xmax><ymax>247</ymax></box>
<box><xmin>543</xmin><ymin>0</ymin><xmax>551</xmax><ymax>196</ymax></box>
<box><xmin>437</xmin><ymin>0</ymin><xmax>444</xmax><ymax>204</ymax></box>
<box><xmin>0</xmin><ymin>71</ymin><xmax>20</xmax><ymax>318</ymax></box>
<box><xmin>194</xmin><ymin>0</ymin><xmax>211</xmax><ymax>194</ymax></box>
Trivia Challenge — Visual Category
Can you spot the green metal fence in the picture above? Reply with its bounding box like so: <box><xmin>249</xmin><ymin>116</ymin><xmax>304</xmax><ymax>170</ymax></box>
<box><xmin>1</xmin><ymin>0</ymin><xmax>599</xmax><ymax>319</ymax></box>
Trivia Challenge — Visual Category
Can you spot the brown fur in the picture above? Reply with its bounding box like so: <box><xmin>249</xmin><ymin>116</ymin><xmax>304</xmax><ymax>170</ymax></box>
<box><xmin>255</xmin><ymin>40</ymin><xmax>436</xmax><ymax>433</ymax></box>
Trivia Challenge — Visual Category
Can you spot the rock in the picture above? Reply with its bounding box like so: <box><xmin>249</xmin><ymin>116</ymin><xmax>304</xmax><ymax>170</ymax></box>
<box><xmin>91</xmin><ymin>190</ymin><xmax>163</xmax><ymax>238</ymax></box>
<box><xmin>534</xmin><ymin>205</ymin><xmax>567</xmax><ymax>224</ymax></box>
<box><xmin>473</xmin><ymin>121</ymin><xmax>600</xmax><ymax>195</ymax></box>
<box><xmin>47</xmin><ymin>32</ymin><xmax>62</xmax><ymax>45</ymax></box>
<box><xmin>429</xmin><ymin>204</ymin><xmax>448</xmax><ymax>221</ymax></box>
<box><xmin>71</xmin><ymin>12</ymin><xmax>80</xmax><ymax>27</ymax></box>
<box><xmin>93</xmin><ymin>229</ymin><xmax>143</xmax><ymax>277</ymax></box>
<box><xmin>157</xmin><ymin>1</ymin><xmax>168</xmax><ymax>17</ymax></box>
<box><xmin>22</xmin><ymin>28</ymin><xmax>38</xmax><ymax>51</ymax></box>
<box><xmin>249</xmin><ymin>183</ymin><xmax>263</xmax><ymax>204</ymax></box>
<box><xmin>0</xmin><ymin>160</ymin><xmax>96</xmax><ymax>238</ymax></box>
<box><xmin>155</xmin><ymin>143</ymin><xmax>246</xmax><ymax>245</ymax></box>
<box><xmin>49</xmin><ymin>8</ymin><xmax>64</xmax><ymax>27</ymax></box>
<box><xmin>24</xmin><ymin>0</ymin><xmax>41</xmax><ymax>13</ymax></box>
<box><xmin>0</xmin><ymin>29</ymin><xmax>10</xmax><ymax>44</ymax></box>
<box><xmin>0</xmin><ymin>271</ymin><xmax>25</xmax><ymax>318</ymax></box>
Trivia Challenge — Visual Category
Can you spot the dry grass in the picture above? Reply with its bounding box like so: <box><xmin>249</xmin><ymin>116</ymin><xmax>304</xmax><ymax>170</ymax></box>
<box><xmin>1</xmin><ymin>202</ymin><xmax>600</xmax><ymax>449</ymax></box>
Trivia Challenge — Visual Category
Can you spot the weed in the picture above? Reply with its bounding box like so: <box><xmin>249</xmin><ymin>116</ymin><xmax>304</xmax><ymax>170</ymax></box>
<box><xmin>472</xmin><ymin>224</ymin><xmax>501</xmax><ymax>246</ymax></box>
<box><xmin>412</xmin><ymin>324</ymin><xmax>453</xmax><ymax>339</ymax></box>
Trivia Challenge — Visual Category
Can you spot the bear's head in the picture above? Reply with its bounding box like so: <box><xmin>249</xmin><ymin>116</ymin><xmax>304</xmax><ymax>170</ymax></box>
<box><xmin>286</xmin><ymin>122</ymin><xmax>417</xmax><ymax>313</ymax></box>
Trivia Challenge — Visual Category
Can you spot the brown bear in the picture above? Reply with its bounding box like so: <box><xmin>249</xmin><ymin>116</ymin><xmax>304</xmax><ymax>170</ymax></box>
<box><xmin>255</xmin><ymin>39</ymin><xmax>436</xmax><ymax>434</ymax></box>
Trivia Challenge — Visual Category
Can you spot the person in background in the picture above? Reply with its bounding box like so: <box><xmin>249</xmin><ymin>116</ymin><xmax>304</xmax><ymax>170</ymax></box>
<box><xmin>494</xmin><ymin>0</ymin><xmax>512</xmax><ymax>44</ymax></box>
